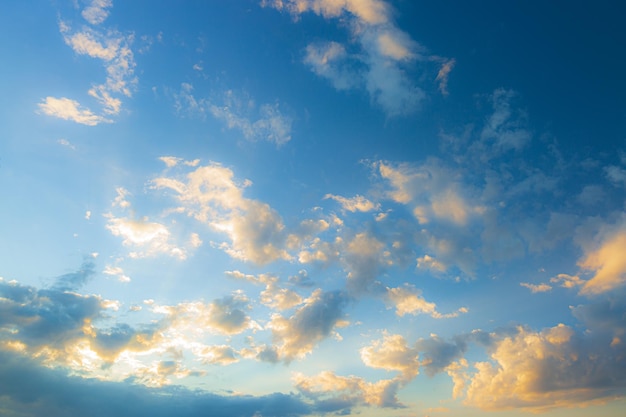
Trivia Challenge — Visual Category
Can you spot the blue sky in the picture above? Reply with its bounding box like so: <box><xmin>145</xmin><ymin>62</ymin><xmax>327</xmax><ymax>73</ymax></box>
<box><xmin>1</xmin><ymin>1</ymin><xmax>626</xmax><ymax>416</ymax></box>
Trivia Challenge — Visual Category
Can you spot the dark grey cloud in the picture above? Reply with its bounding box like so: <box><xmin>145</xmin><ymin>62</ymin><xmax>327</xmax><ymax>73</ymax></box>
<box><xmin>51</xmin><ymin>258</ymin><xmax>96</xmax><ymax>291</ymax></box>
<box><xmin>0</xmin><ymin>351</ymin><xmax>312</xmax><ymax>417</ymax></box>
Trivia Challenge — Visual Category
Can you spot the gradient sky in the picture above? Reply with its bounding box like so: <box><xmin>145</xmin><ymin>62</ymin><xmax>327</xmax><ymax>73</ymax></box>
<box><xmin>1</xmin><ymin>1</ymin><xmax>626</xmax><ymax>416</ymax></box>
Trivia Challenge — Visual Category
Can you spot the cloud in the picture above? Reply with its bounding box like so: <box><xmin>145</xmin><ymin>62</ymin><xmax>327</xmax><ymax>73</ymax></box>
<box><xmin>343</xmin><ymin>232</ymin><xmax>387</xmax><ymax>294</ymax></box>
<box><xmin>519</xmin><ymin>282</ymin><xmax>552</xmax><ymax>293</ymax></box>
<box><xmin>374</xmin><ymin>160</ymin><xmax>484</xmax><ymax>226</ymax></box>
<box><xmin>293</xmin><ymin>370</ymin><xmax>403</xmax><ymax>412</ymax></box>
<box><xmin>0</xmin><ymin>351</ymin><xmax>311</xmax><ymax>417</ymax></box>
<box><xmin>324</xmin><ymin>194</ymin><xmax>380</xmax><ymax>212</ymax></box>
<box><xmin>302</xmin><ymin>42</ymin><xmax>356</xmax><ymax>90</ymax></box>
<box><xmin>153</xmin><ymin>161</ymin><xmax>330</xmax><ymax>265</ymax></box>
<box><xmin>39</xmin><ymin>9</ymin><xmax>136</xmax><ymax>125</ymax></box>
<box><xmin>103</xmin><ymin>265</ymin><xmax>131</xmax><ymax>283</ymax></box>
<box><xmin>82</xmin><ymin>0</ymin><xmax>113</xmax><ymax>25</ymax></box>
<box><xmin>386</xmin><ymin>285</ymin><xmax>465</xmax><ymax>319</ymax></box>
<box><xmin>38</xmin><ymin>97</ymin><xmax>109</xmax><ymax>126</ymax></box>
<box><xmin>105</xmin><ymin>215</ymin><xmax>188</xmax><ymax>260</ymax></box>
<box><xmin>159</xmin><ymin>293</ymin><xmax>253</xmax><ymax>336</ymax></box>
<box><xmin>197</xmin><ymin>345</ymin><xmax>240</xmax><ymax>365</ymax></box>
<box><xmin>605</xmin><ymin>165</ymin><xmax>626</xmax><ymax>187</ymax></box>
<box><xmin>578</xmin><ymin>220</ymin><xmax>626</xmax><ymax>295</ymax></box>
<box><xmin>360</xmin><ymin>334</ymin><xmax>419</xmax><ymax>380</ymax></box>
<box><xmin>175</xmin><ymin>85</ymin><xmax>293</xmax><ymax>145</ymax></box>
<box><xmin>226</xmin><ymin>271</ymin><xmax>303</xmax><ymax>310</ymax></box>
<box><xmin>268</xmin><ymin>289</ymin><xmax>349</xmax><ymax>361</ymax></box>
<box><xmin>435</xmin><ymin>59</ymin><xmax>455</xmax><ymax>95</ymax></box>
<box><xmin>52</xmin><ymin>258</ymin><xmax>96</xmax><ymax>291</ymax></box>
<box><xmin>478</xmin><ymin>89</ymin><xmax>531</xmax><ymax>155</ymax></box>
<box><xmin>265</xmin><ymin>0</ymin><xmax>447</xmax><ymax>116</ymax></box>
<box><xmin>463</xmin><ymin>322</ymin><xmax>626</xmax><ymax>410</ymax></box>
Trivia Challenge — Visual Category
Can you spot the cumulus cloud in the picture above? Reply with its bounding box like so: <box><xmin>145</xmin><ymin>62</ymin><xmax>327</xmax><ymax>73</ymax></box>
<box><xmin>38</xmin><ymin>97</ymin><xmax>108</xmax><ymax>125</ymax></box>
<box><xmin>265</xmin><ymin>0</ymin><xmax>448</xmax><ymax>116</ymax></box>
<box><xmin>463</xmin><ymin>322</ymin><xmax>626</xmax><ymax>411</ymax></box>
<box><xmin>226</xmin><ymin>271</ymin><xmax>303</xmax><ymax>310</ymax></box>
<box><xmin>268</xmin><ymin>290</ymin><xmax>349</xmax><ymax>361</ymax></box>
<box><xmin>360</xmin><ymin>334</ymin><xmax>419</xmax><ymax>380</ymax></box>
<box><xmin>293</xmin><ymin>370</ymin><xmax>403</xmax><ymax>412</ymax></box>
<box><xmin>39</xmin><ymin>6</ymin><xmax>136</xmax><ymax>125</ymax></box>
<box><xmin>105</xmin><ymin>215</ymin><xmax>188</xmax><ymax>260</ymax></box>
<box><xmin>152</xmin><ymin>161</ymin><xmax>329</xmax><ymax>265</ymax></box>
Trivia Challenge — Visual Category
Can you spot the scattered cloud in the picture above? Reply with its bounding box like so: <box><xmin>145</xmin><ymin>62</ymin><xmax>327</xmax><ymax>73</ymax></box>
<box><xmin>293</xmin><ymin>370</ymin><xmax>403</xmax><ymax>411</ymax></box>
<box><xmin>269</xmin><ymin>289</ymin><xmax>349</xmax><ymax>361</ymax></box>
<box><xmin>386</xmin><ymin>285</ymin><xmax>465</xmax><ymax>319</ymax></box>
<box><xmin>520</xmin><ymin>282</ymin><xmax>552</xmax><ymax>293</ymax></box>
<box><xmin>360</xmin><ymin>334</ymin><xmax>419</xmax><ymax>380</ymax></box>
<box><xmin>82</xmin><ymin>0</ymin><xmax>113</xmax><ymax>25</ymax></box>
<box><xmin>265</xmin><ymin>0</ymin><xmax>449</xmax><ymax>116</ymax></box>
<box><xmin>39</xmin><ymin>97</ymin><xmax>108</xmax><ymax>126</ymax></box>
<box><xmin>324</xmin><ymin>194</ymin><xmax>380</xmax><ymax>212</ymax></box>
<box><xmin>38</xmin><ymin>3</ymin><xmax>136</xmax><ymax>125</ymax></box>
<box><xmin>174</xmin><ymin>85</ymin><xmax>293</xmax><ymax>146</ymax></box>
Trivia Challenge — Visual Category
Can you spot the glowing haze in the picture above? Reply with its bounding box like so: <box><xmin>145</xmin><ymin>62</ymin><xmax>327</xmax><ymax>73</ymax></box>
<box><xmin>1</xmin><ymin>1</ymin><xmax>625</xmax><ymax>416</ymax></box>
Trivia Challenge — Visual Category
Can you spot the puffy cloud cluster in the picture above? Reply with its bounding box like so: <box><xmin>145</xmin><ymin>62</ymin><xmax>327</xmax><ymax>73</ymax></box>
<box><xmin>268</xmin><ymin>289</ymin><xmax>350</xmax><ymax>362</ymax></box>
<box><xmin>464</xmin><ymin>321</ymin><xmax>626</xmax><ymax>410</ymax></box>
<box><xmin>152</xmin><ymin>160</ymin><xmax>334</xmax><ymax>265</ymax></box>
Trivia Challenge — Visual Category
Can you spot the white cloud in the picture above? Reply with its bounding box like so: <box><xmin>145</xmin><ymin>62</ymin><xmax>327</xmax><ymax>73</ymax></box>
<box><xmin>39</xmin><ymin>14</ymin><xmax>136</xmax><ymax>125</ymax></box>
<box><xmin>57</xmin><ymin>138</ymin><xmax>76</xmax><ymax>149</ymax></box>
<box><xmin>293</xmin><ymin>370</ymin><xmax>403</xmax><ymax>410</ymax></box>
<box><xmin>82</xmin><ymin>0</ymin><xmax>113</xmax><ymax>25</ymax></box>
<box><xmin>38</xmin><ymin>97</ymin><xmax>108</xmax><ymax>126</ymax></box>
<box><xmin>519</xmin><ymin>282</ymin><xmax>552</xmax><ymax>293</ymax></box>
<box><xmin>416</xmin><ymin>254</ymin><xmax>446</xmax><ymax>273</ymax></box>
<box><xmin>153</xmin><ymin>162</ymin><xmax>323</xmax><ymax>264</ymax></box>
<box><xmin>105</xmin><ymin>215</ymin><xmax>187</xmax><ymax>260</ymax></box>
<box><xmin>386</xmin><ymin>285</ymin><xmax>465</xmax><ymax>319</ymax></box>
<box><xmin>324</xmin><ymin>194</ymin><xmax>380</xmax><ymax>212</ymax></box>
<box><xmin>578</xmin><ymin>225</ymin><xmax>626</xmax><ymax>295</ymax></box>
<box><xmin>464</xmin><ymin>324</ymin><xmax>626</xmax><ymax>410</ymax></box>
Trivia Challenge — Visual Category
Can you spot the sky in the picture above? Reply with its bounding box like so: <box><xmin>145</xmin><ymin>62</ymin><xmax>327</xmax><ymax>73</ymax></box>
<box><xmin>1</xmin><ymin>0</ymin><xmax>626</xmax><ymax>416</ymax></box>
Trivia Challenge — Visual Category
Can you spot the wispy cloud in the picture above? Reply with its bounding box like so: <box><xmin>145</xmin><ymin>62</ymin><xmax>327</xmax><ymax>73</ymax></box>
<box><xmin>264</xmin><ymin>0</ymin><xmax>452</xmax><ymax>116</ymax></box>
<box><xmin>38</xmin><ymin>2</ymin><xmax>136</xmax><ymax>125</ymax></box>
<box><xmin>82</xmin><ymin>0</ymin><xmax>113</xmax><ymax>25</ymax></box>
<box><xmin>174</xmin><ymin>84</ymin><xmax>293</xmax><ymax>146</ymax></box>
